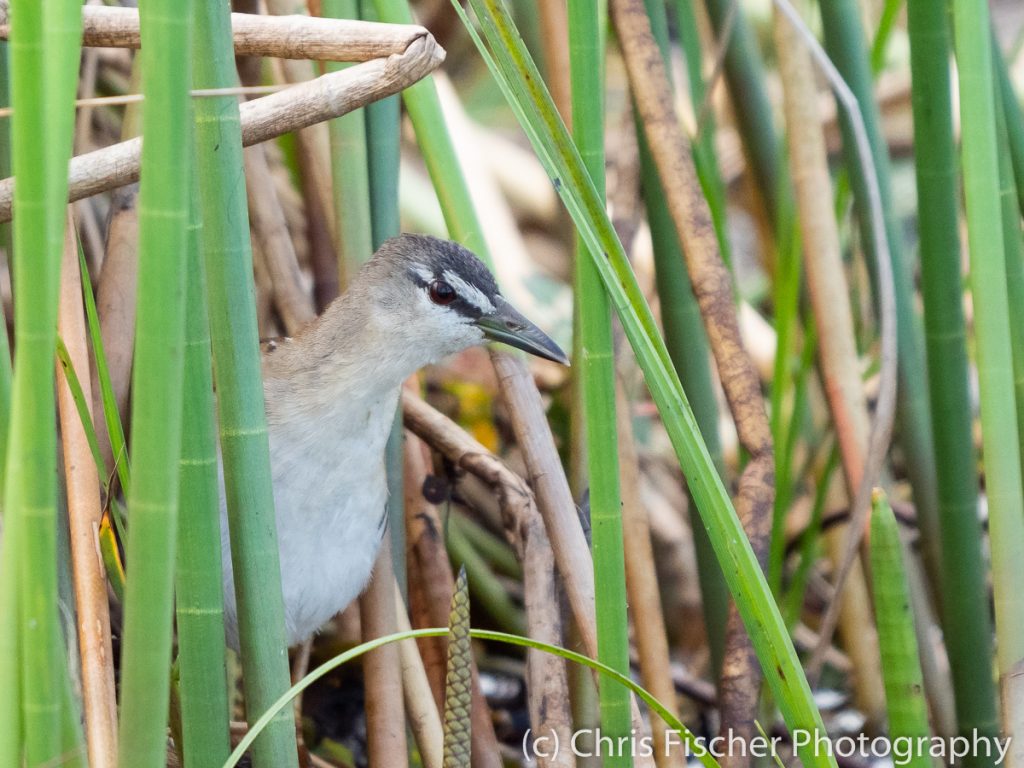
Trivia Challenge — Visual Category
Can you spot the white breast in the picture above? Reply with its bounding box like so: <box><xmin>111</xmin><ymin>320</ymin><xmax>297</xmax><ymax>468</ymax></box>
<box><xmin>220</xmin><ymin>385</ymin><xmax>400</xmax><ymax>648</ymax></box>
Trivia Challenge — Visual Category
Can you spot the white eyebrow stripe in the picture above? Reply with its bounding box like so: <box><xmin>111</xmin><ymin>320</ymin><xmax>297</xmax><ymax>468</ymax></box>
<box><xmin>442</xmin><ymin>269</ymin><xmax>495</xmax><ymax>314</ymax></box>
<box><xmin>411</xmin><ymin>264</ymin><xmax>434</xmax><ymax>284</ymax></box>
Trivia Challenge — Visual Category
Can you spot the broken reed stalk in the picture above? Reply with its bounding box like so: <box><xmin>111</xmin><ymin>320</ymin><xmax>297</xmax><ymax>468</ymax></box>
<box><xmin>609</xmin><ymin>0</ymin><xmax>774</xmax><ymax>761</ymax></box>
<box><xmin>57</xmin><ymin>211</ymin><xmax>118</xmax><ymax>768</ymax></box>
<box><xmin>402</xmin><ymin>391</ymin><xmax>576</xmax><ymax>768</ymax></box>
<box><xmin>0</xmin><ymin>30</ymin><xmax>444</xmax><ymax>222</ymax></box>
<box><xmin>401</xmin><ymin>430</ymin><xmax>504</xmax><ymax>768</ymax></box>
<box><xmin>0</xmin><ymin>2</ymin><xmax>426</xmax><ymax>63</ymax></box>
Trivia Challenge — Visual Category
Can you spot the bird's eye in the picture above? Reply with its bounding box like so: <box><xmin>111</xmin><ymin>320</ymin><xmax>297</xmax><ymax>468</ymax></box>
<box><xmin>428</xmin><ymin>280</ymin><xmax>457</xmax><ymax>305</ymax></box>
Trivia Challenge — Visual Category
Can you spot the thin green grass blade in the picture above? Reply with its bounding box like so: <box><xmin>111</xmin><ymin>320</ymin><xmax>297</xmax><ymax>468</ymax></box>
<box><xmin>224</xmin><ymin>627</ymin><xmax>722</xmax><ymax>768</ymax></box>
<box><xmin>79</xmin><ymin>247</ymin><xmax>131</xmax><ymax>497</ymax></box>
<box><xmin>452</xmin><ymin>3</ymin><xmax>832</xmax><ymax>762</ymax></box>
<box><xmin>55</xmin><ymin>337</ymin><xmax>108</xmax><ymax>487</ymax></box>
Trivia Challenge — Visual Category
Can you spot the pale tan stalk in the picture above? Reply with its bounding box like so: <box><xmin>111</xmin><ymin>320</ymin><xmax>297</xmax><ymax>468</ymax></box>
<box><xmin>536</xmin><ymin>0</ymin><xmax>572</xmax><ymax>128</ymax></box>
<box><xmin>56</xmin><ymin>209</ymin><xmax>117</xmax><ymax>768</ymax></box>
<box><xmin>617</xmin><ymin>383</ymin><xmax>680</xmax><ymax>768</ymax></box>
<box><xmin>771</xmin><ymin>4</ymin><xmax>886</xmax><ymax>722</ymax></box>
<box><xmin>393</xmin><ymin>581</ymin><xmax>444</xmax><ymax>768</ymax></box>
<box><xmin>0</xmin><ymin>33</ymin><xmax>445</xmax><ymax>222</ymax></box>
<box><xmin>359</xmin><ymin>537</ymin><xmax>409</xmax><ymax>768</ymax></box>
<box><xmin>0</xmin><ymin>2</ymin><xmax>428</xmax><ymax>63</ymax></box>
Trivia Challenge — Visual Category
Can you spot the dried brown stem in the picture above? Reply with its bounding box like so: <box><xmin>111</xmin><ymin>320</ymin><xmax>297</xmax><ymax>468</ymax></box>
<box><xmin>0</xmin><ymin>32</ymin><xmax>444</xmax><ymax>223</ymax></box>
<box><xmin>402</xmin><ymin>391</ymin><xmax>576</xmax><ymax>768</ymax></box>
<box><xmin>487</xmin><ymin>352</ymin><xmax>655</xmax><ymax>768</ymax></box>
<box><xmin>244</xmin><ymin>145</ymin><xmax>316</xmax><ymax>335</ymax></box>
<box><xmin>0</xmin><ymin>3</ymin><xmax>428</xmax><ymax>63</ymax></box>
<box><xmin>359</xmin><ymin>536</ymin><xmax>409</xmax><ymax>768</ymax></box>
<box><xmin>617</xmin><ymin>385</ymin><xmax>681</xmax><ymax>768</ymax></box>
<box><xmin>402</xmin><ymin>429</ymin><xmax>504</xmax><ymax>768</ymax></box>
<box><xmin>57</xmin><ymin>210</ymin><xmax>118</xmax><ymax>768</ymax></box>
<box><xmin>610</xmin><ymin>2</ymin><xmax>775</xmax><ymax>763</ymax></box>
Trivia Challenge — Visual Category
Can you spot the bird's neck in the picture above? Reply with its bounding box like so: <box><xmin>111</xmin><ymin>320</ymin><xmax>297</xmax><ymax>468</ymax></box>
<box><xmin>262</xmin><ymin>291</ymin><xmax>424</xmax><ymax>424</ymax></box>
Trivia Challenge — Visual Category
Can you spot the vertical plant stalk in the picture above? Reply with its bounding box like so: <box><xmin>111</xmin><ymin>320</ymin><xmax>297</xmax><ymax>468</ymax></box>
<box><xmin>442</xmin><ymin>568</ymin><xmax>472</xmax><ymax>768</ymax></box>
<box><xmin>117</xmin><ymin>0</ymin><xmax>193</xmax><ymax>763</ymax></box>
<box><xmin>952</xmin><ymin>0</ymin><xmax>1024</xmax><ymax>759</ymax></box>
<box><xmin>401</xmin><ymin>426</ymin><xmax>504</xmax><ymax>768</ymax></box>
<box><xmin>645</xmin><ymin>0</ymin><xmax>729</xmax><ymax>676</ymax></box>
<box><xmin>174</xmin><ymin>188</ymin><xmax>231</xmax><ymax>768</ymax></box>
<box><xmin>609</xmin><ymin>1</ymin><xmax>774</xmax><ymax>760</ymax></box>
<box><xmin>997</xmin><ymin>70</ymin><xmax>1024</xmax><ymax>493</ymax></box>
<box><xmin>359</xmin><ymin>536</ymin><xmax>410</xmax><ymax>768</ymax></box>
<box><xmin>536</xmin><ymin>0</ymin><xmax>573</xmax><ymax>127</ymax></box>
<box><xmin>323</xmin><ymin>0</ymin><xmax>373</xmax><ymax>287</ymax></box>
<box><xmin>57</xmin><ymin>212</ymin><xmax>118</xmax><ymax>768</ymax></box>
<box><xmin>0</xmin><ymin>0</ymin><xmax>82</xmax><ymax>763</ymax></box>
<box><xmin>816</xmin><ymin>0</ymin><xmax>943</xmax><ymax>596</ymax></box>
<box><xmin>700</xmin><ymin>0</ymin><xmax>789</xmax><ymax>229</ymax></box>
<box><xmin>567</xmin><ymin>0</ymin><xmax>631</xmax><ymax>763</ymax></box>
<box><xmin>192</xmin><ymin>1</ymin><xmax>298</xmax><ymax>766</ymax></box>
<box><xmin>670</xmin><ymin>0</ymin><xmax>731</xmax><ymax>264</ymax></box>
<box><xmin>770</xmin><ymin>1</ymin><xmax>886</xmax><ymax>723</ymax></box>
<box><xmin>618</xmin><ymin>390</ymin><xmax>683</xmax><ymax>768</ymax></box>
<box><xmin>908</xmin><ymin>0</ymin><xmax>998</xmax><ymax>752</ymax></box>
<box><xmin>869</xmin><ymin>490</ymin><xmax>933</xmax><ymax>768</ymax></box>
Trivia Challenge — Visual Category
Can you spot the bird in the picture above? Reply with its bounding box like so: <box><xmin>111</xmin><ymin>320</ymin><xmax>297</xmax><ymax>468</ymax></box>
<box><xmin>219</xmin><ymin>233</ymin><xmax>569</xmax><ymax>649</ymax></box>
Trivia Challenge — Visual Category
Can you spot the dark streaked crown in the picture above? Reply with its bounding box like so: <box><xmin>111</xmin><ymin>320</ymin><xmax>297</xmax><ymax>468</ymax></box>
<box><xmin>369</xmin><ymin>234</ymin><xmax>501</xmax><ymax>319</ymax></box>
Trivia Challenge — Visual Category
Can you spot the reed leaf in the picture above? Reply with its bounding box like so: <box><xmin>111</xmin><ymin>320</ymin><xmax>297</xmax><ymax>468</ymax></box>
<box><xmin>452</xmin><ymin>2</ymin><xmax>832</xmax><ymax>762</ymax></box>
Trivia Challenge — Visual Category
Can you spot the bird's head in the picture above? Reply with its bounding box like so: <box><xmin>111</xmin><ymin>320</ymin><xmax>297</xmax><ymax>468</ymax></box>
<box><xmin>357</xmin><ymin>234</ymin><xmax>569</xmax><ymax>366</ymax></box>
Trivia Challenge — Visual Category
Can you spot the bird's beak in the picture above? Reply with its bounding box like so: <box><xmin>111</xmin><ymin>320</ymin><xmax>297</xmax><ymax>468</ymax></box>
<box><xmin>475</xmin><ymin>296</ymin><xmax>570</xmax><ymax>366</ymax></box>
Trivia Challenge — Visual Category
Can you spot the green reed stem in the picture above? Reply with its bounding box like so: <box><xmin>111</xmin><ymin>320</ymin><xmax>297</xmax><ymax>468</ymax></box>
<box><xmin>117</xmin><ymin>0</ymin><xmax>193</xmax><ymax>764</ymax></box>
<box><xmin>952</xmin><ymin>1</ymin><xmax>1024</xmax><ymax>747</ymax></box>
<box><xmin>907</xmin><ymin>0</ymin><xmax>997</xmax><ymax>750</ymax></box>
<box><xmin>192</xmin><ymin>1</ymin><xmax>297</xmax><ymax>765</ymax></box>
<box><xmin>175</xmin><ymin>185</ymin><xmax>231</xmax><ymax>768</ymax></box>
<box><xmin>0</xmin><ymin>0</ymin><xmax>81</xmax><ymax>763</ymax></box>
<box><xmin>568</xmin><ymin>3</ymin><xmax>631</xmax><ymax>763</ymax></box>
